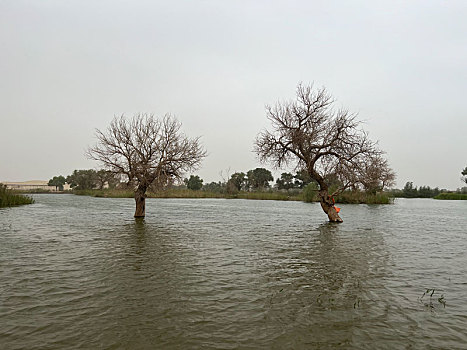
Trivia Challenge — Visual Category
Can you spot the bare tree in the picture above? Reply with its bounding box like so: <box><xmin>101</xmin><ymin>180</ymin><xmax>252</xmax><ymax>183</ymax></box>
<box><xmin>462</xmin><ymin>166</ymin><xmax>467</xmax><ymax>185</ymax></box>
<box><xmin>87</xmin><ymin>113</ymin><xmax>206</xmax><ymax>218</ymax></box>
<box><xmin>359</xmin><ymin>155</ymin><xmax>395</xmax><ymax>194</ymax></box>
<box><xmin>255</xmin><ymin>83</ymin><xmax>395</xmax><ymax>222</ymax></box>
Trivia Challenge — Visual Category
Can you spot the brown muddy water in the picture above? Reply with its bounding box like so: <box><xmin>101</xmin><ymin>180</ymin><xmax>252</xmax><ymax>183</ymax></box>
<box><xmin>1</xmin><ymin>194</ymin><xmax>466</xmax><ymax>349</ymax></box>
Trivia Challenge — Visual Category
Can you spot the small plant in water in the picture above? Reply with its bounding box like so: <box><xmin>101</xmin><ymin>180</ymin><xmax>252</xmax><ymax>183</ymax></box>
<box><xmin>353</xmin><ymin>297</ymin><xmax>361</xmax><ymax>309</ymax></box>
<box><xmin>419</xmin><ymin>288</ymin><xmax>446</xmax><ymax>310</ymax></box>
<box><xmin>437</xmin><ymin>294</ymin><xmax>446</xmax><ymax>308</ymax></box>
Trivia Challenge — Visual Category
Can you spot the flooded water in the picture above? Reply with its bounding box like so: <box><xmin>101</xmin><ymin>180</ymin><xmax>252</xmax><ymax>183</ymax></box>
<box><xmin>1</xmin><ymin>195</ymin><xmax>466</xmax><ymax>349</ymax></box>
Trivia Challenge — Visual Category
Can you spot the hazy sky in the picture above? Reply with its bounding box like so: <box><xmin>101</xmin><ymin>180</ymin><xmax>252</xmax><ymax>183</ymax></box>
<box><xmin>1</xmin><ymin>0</ymin><xmax>466</xmax><ymax>189</ymax></box>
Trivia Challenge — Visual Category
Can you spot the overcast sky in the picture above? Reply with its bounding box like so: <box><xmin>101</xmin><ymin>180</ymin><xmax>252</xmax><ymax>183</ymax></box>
<box><xmin>1</xmin><ymin>0</ymin><xmax>466</xmax><ymax>189</ymax></box>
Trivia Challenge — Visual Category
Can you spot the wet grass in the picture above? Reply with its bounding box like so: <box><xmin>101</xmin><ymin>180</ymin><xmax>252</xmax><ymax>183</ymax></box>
<box><xmin>0</xmin><ymin>184</ymin><xmax>35</xmax><ymax>207</ymax></box>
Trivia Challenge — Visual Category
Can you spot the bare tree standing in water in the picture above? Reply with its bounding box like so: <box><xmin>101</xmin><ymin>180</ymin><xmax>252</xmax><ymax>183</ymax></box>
<box><xmin>88</xmin><ymin>113</ymin><xmax>206</xmax><ymax>218</ymax></box>
<box><xmin>255</xmin><ymin>83</ymin><xmax>395</xmax><ymax>222</ymax></box>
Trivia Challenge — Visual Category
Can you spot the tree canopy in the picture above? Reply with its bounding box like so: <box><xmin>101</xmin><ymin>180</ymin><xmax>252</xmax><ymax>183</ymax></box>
<box><xmin>185</xmin><ymin>175</ymin><xmax>203</xmax><ymax>191</ymax></box>
<box><xmin>66</xmin><ymin>170</ymin><xmax>98</xmax><ymax>190</ymax></box>
<box><xmin>246</xmin><ymin>168</ymin><xmax>273</xmax><ymax>190</ymax></box>
<box><xmin>227</xmin><ymin>172</ymin><xmax>247</xmax><ymax>192</ymax></box>
<box><xmin>276</xmin><ymin>172</ymin><xmax>295</xmax><ymax>190</ymax></box>
<box><xmin>275</xmin><ymin>171</ymin><xmax>313</xmax><ymax>190</ymax></box>
<box><xmin>48</xmin><ymin>175</ymin><xmax>66</xmax><ymax>191</ymax></box>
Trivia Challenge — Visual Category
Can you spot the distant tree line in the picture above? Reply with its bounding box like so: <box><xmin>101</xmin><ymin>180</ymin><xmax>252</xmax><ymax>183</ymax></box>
<box><xmin>188</xmin><ymin>168</ymin><xmax>314</xmax><ymax>194</ymax></box>
<box><xmin>48</xmin><ymin>169</ymin><xmax>122</xmax><ymax>191</ymax></box>
<box><xmin>50</xmin><ymin>165</ymin><xmax>393</xmax><ymax>197</ymax></box>
<box><xmin>391</xmin><ymin>182</ymin><xmax>443</xmax><ymax>198</ymax></box>
<box><xmin>50</xmin><ymin>167</ymin><xmax>298</xmax><ymax>193</ymax></box>
<box><xmin>391</xmin><ymin>181</ymin><xmax>467</xmax><ymax>198</ymax></box>
<box><xmin>184</xmin><ymin>168</ymin><xmax>276</xmax><ymax>193</ymax></box>
<box><xmin>48</xmin><ymin>175</ymin><xmax>66</xmax><ymax>191</ymax></box>
<box><xmin>50</xmin><ymin>168</ymin><xmax>467</xmax><ymax>200</ymax></box>
<box><xmin>390</xmin><ymin>168</ymin><xmax>467</xmax><ymax>198</ymax></box>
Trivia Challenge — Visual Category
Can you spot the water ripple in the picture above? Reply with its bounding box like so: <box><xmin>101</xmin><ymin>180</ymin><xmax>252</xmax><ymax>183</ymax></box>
<box><xmin>0</xmin><ymin>195</ymin><xmax>466</xmax><ymax>349</ymax></box>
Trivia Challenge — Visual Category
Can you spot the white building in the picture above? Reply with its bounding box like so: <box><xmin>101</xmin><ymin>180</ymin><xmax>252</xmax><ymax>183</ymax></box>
<box><xmin>2</xmin><ymin>180</ymin><xmax>71</xmax><ymax>192</ymax></box>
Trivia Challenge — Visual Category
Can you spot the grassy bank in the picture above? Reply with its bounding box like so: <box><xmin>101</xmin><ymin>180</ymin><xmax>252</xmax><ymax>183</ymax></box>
<box><xmin>73</xmin><ymin>188</ymin><xmax>298</xmax><ymax>200</ymax></box>
<box><xmin>232</xmin><ymin>191</ymin><xmax>301</xmax><ymax>201</ymax></box>
<box><xmin>0</xmin><ymin>184</ymin><xmax>35</xmax><ymax>207</ymax></box>
<box><xmin>335</xmin><ymin>191</ymin><xmax>394</xmax><ymax>204</ymax></box>
<box><xmin>151</xmin><ymin>188</ymin><xmax>226</xmax><ymax>199</ymax></box>
<box><xmin>434</xmin><ymin>193</ymin><xmax>467</xmax><ymax>200</ymax></box>
<box><xmin>74</xmin><ymin>189</ymin><xmax>134</xmax><ymax>198</ymax></box>
<box><xmin>73</xmin><ymin>188</ymin><xmax>225</xmax><ymax>199</ymax></box>
<box><xmin>73</xmin><ymin>187</ymin><xmax>392</xmax><ymax>204</ymax></box>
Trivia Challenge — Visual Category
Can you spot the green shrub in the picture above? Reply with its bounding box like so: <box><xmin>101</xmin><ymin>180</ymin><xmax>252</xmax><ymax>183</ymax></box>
<box><xmin>0</xmin><ymin>184</ymin><xmax>35</xmax><ymax>207</ymax></box>
<box><xmin>335</xmin><ymin>190</ymin><xmax>393</xmax><ymax>204</ymax></box>
<box><xmin>302</xmin><ymin>182</ymin><xmax>319</xmax><ymax>202</ymax></box>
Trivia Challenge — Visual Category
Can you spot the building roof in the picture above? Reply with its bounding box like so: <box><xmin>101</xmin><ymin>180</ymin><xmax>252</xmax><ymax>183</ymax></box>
<box><xmin>2</xmin><ymin>180</ymin><xmax>48</xmax><ymax>185</ymax></box>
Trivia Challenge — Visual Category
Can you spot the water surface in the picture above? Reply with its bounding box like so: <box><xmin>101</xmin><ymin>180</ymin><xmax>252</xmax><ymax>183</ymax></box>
<box><xmin>1</xmin><ymin>195</ymin><xmax>466</xmax><ymax>349</ymax></box>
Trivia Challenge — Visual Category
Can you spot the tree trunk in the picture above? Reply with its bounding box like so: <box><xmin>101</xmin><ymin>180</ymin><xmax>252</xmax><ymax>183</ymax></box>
<box><xmin>319</xmin><ymin>189</ymin><xmax>343</xmax><ymax>223</ymax></box>
<box><xmin>134</xmin><ymin>185</ymin><xmax>147</xmax><ymax>218</ymax></box>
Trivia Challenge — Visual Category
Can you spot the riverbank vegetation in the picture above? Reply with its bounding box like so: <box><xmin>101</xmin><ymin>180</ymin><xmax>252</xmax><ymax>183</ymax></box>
<box><xmin>70</xmin><ymin>175</ymin><xmax>467</xmax><ymax>203</ymax></box>
<box><xmin>72</xmin><ymin>184</ymin><xmax>392</xmax><ymax>204</ymax></box>
<box><xmin>73</xmin><ymin>187</ymin><xmax>301</xmax><ymax>201</ymax></box>
<box><xmin>0</xmin><ymin>184</ymin><xmax>34</xmax><ymax>207</ymax></box>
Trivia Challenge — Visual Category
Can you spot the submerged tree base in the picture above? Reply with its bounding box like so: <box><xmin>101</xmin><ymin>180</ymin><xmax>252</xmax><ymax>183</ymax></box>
<box><xmin>319</xmin><ymin>190</ymin><xmax>343</xmax><ymax>222</ymax></box>
<box><xmin>134</xmin><ymin>188</ymin><xmax>146</xmax><ymax>218</ymax></box>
